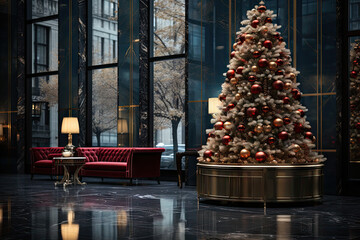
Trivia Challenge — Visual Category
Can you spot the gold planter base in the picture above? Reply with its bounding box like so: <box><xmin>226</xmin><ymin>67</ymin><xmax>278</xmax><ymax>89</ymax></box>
<box><xmin>197</xmin><ymin>163</ymin><xmax>323</xmax><ymax>203</ymax></box>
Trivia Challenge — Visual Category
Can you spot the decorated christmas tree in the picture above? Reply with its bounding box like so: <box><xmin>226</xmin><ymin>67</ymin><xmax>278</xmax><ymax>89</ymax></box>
<box><xmin>350</xmin><ymin>40</ymin><xmax>360</xmax><ymax>161</ymax></box>
<box><xmin>198</xmin><ymin>1</ymin><xmax>325</xmax><ymax>164</ymax></box>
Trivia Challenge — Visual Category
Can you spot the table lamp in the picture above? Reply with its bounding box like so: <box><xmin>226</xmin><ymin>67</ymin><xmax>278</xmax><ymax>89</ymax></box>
<box><xmin>208</xmin><ymin>98</ymin><xmax>222</xmax><ymax>115</ymax></box>
<box><xmin>61</xmin><ymin>117</ymin><xmax>80</xmax><ymax>156</ymax></box>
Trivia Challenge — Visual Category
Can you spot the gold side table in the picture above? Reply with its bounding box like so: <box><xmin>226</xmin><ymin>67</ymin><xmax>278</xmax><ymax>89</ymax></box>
<box><xmin>54</xmin><ymin>157</ymin><xmax>87</xmax><ymax>188</ymax></box>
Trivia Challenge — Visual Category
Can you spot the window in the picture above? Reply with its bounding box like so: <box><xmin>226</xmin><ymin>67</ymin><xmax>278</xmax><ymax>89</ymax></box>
<box><xmin>151</xmin><ymin>0</ymin><xmax>186</xmax><ymax>169</ymax></box>
<box><xmin>34</xmin><ymin>25</ymin><xmax>50</xmax><ymax>73</ymax></box>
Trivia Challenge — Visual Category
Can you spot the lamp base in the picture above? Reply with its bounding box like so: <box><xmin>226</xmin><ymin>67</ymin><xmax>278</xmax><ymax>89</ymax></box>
<box><xmin>63</xmin><ymin>144</ymin><xmax>75</xmax><ymax>157</ymax></box>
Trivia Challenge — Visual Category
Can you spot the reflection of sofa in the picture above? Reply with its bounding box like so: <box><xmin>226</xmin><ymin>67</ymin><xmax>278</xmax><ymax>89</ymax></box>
<box><xmin>76</xmin><ymin>147</ymin><xmax>165</xmax><ymax>184</ymax></box>
<box><xmin>30</xmin><ymin>147</ymin><xmax>64</xmax><ymax>179</ymax></box>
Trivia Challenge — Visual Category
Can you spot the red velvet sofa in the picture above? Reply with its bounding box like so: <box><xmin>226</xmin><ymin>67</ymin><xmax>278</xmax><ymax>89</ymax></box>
<box><xmin>30</xmin><ymin>147</ymin><xmax>165</xmax><ymax>184</ymax></box>
<box><xmin>77</xmin><ymin>147</ymin><xmax>165</xmax><ymax>184</ymax></box>
<box><xmin>30</xmin><ymin>147</ymin><xmax>64</xmax><ymax>179</ymax></box>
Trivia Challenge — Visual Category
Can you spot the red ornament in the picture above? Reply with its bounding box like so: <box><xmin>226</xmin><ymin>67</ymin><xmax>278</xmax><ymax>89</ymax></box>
<box><xmin>283</xmin><ymin>117</ymin><xmax>291</xmax><ymax>125</ymax></box>
<box><xmin>351</xmin><ymin>104</ymin><xmax>356</xmax><ymax>111</ymax></box>
<box><xmin>267</xmin><ymin>137</ymin><xmax>276</xmax><ymax>145</ymax></box>
<box><xmin>278</xmin><ymin>131</ymin><xmax>289</xmax><ymax>140</ymax></box>
<box><xmin>294</xmin><ymin>123</ymin><xmax>304</xmax><ymax>133</ymax></box>
<box><xmin>230</xmin><ymin>51</ymin><xmax>236</xmax><ymax>58</ymax></box>
<box><xmin>263</xmin><ymin>40</ymin><xmax>272</xmax><ymax>49</ymax></box>
<box><xmin>222</xmin><ymin>135</ymin><xmax>232</xmax><ymax>145</ymax></box>
<box><xmin>273</xmin><ymin>32</ymin><xmax>280</xmax><ymax>39</ymax></box>
<box><xmin>258</xmin><ymin>58</ymin><xmax>268</xmax><ymax>67</ymax></box>
<box><xmin>251</xmin><ymin>19</ymin><xmax>260</xmax><ymax>28</ymax></box>
<box><xmin>291</xmin><ymin>88</ymin><xmax>298</xmax><ymax>95</ymax></box>
<box><xmin>304</xmin><ymin>132</ymin><xmax>313</xmax><ymax>139</ymax></box>
<box><xmin>240</xmin><ymin>34</ymin><xmax>246</xmax><ymax>42</ymax></box>
<box><xmin>247</xmin><ymin>107</ymin><xmax>258</xmax><ymax>117</ymax></box>
<box><xmin>226</xmin><ymin>69</ymin><xmax>235</xmax><ymax>79</ymax></box>
<box><xmin>297</xmin><ymin>109</ymin><xmax>305</xmax><ymax>117</ymax></box>
<box><xmin>276</xmin><ymin>59</ymin><xmax>284</xmax><ymax>66</ymax></box>
<box><xmin>255</xmin><ymin>152</ymin><xmax>267</xmax><ymax>162</ymax></box>
<box><xmin>278</xmin><ymin>37</ymin><xmax>284</xmax><ymax>43</ymax></box>
<box><xmin>219</xmin><ymin>93</ymin><xmax>226</xmax><ymax>101</ymax></box>
<box><xmin>351</xmin><ymin>71</ymin><xmax>358</xmax><ymax>78</ymax></box>
<box><xmin>253</xmin><ymin>51</ymin><xmax>261</xmax><ymax>58</ymax></box>
<box><xmin>265</xmin><ymin>17</ymin><xmax>272</xmax><ymax>23</ymax></box>
<box><xmin>237</xmin><ymin>124</ymin><xmax>245</xmax><ymax>132</ymax></box>
<box><xmin>208</xmin><ymin>132</ymin><xmax>215</xmax><ymax>138</ymax></box>
<box><xmin>262</xmin><ymin>106</ymin><xmax>270</xmax><ymax>113</ymax></box>
<box><xmin>204</xmin><ymin>150</ymin><xmax>213</xmax><ymax>158</ymax></box>
<box><xmin>294</xmin><ymin>91</ymin><xmax>302</xmax><ymax>100</ymax></box>
<box><xmin>257</xmin><ymin>5</ymin><xmax>267</xmax><ymax>13</ymax></box>
<box><xmin>248</xmin><ymin>75</ymin><xmax>257</xmax><ymax>82</ymax></box>
<box><xmin>236</xmin><ymin>66</ymin><xmax>244</xmax><ymax>74</ymax></box>
<box><xmin>251</xmin><ymin>84</ymin><xmax>263</xmax><ymax>94</ymax></box>
<box><xmin>356</xmin><ymin>122</ymin><xmax>360</xmax><ymax>129</ymax></box>
<box><xmin>272</xmin><ymin>80</ymin><xmax>284</xmax><ymax>90</ymax></box>
<box><xmin>228</xmin><ymin>102</ymin><xmax>236</xmax><ymax>108</ymax></box>
<box><xmin>283</xmin><ymin>97</ymin><xmax>290</xmax><ymax>104</ymax></box>
<box><xmin>214</xmin><ymin>121</ymin><xmax>224</xmax><ymax>130</ymax></box>
<box><xmin>275</xmin><ymin>70</ymin><xmax>284</xmax><ymax>76</ymax></box>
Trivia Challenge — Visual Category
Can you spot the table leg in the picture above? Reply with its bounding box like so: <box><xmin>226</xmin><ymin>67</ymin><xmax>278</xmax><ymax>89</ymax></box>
<box><xmin>74</xmin><ymin>166</ymin><xmax>86</xmax><ymax>185</ymax></box>
<box><xmin>55</xmin><ymin>165</ymin><xmax>69</xmax><ymax>187</ymax></box>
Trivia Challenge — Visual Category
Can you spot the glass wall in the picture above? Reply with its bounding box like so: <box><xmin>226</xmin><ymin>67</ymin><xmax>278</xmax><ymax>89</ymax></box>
<box><xmin>151</xmin><ymin>0</ymin><xmax>186</xmax><ymax>169</ymax></box>
<box><xmin>28</xmin><ymin>1</ymin><xmax>59</xmax><ymax>147</ymax></box>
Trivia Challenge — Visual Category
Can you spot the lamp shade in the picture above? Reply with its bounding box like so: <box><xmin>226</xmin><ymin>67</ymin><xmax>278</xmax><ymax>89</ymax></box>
<box><xmin>0</xmin><ymin>124</ymin><xmax>3</xmax><ymax>136</ymax></box>
<box><xmin>208</xmin><ymin>98</ymin><xmax>222</xmax><ymax>114</ymax></box>
<box><xmin>117</xmin><ymin>119</ymin><xmax>128</xmax><ymax>134</ymax></box>
<box><xmin>61</xmin><ymin>117</ymin><xmax>80</xmax><ymax>134</ymax></box>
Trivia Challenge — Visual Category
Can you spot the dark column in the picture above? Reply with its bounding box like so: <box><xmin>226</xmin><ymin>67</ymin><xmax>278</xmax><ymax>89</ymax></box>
<box><xmin>58</xmin><ymin>0</ymin><xmax>80</xmax><ymax>147</ymax></box>
<box><xmin>78</xmin><ymin>0</ymin><xmax>88</xmax><ymax>147</ymax></box>
<box><xmin>16</xmin><ymin>0</ymin><xmax>26</xmax><ymax>173</ymax></box>
<box><xmin>336</xmin><ymin>0</ymin><xmax>349</xmax><ymax>195</ymax></box>
<box><xmin>139</xmin><ymin>0</ymin><xmax>153</xmax><ymax>147</ymax></box>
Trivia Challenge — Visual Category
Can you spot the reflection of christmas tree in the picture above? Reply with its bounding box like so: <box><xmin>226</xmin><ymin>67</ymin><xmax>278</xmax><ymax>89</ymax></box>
<box><xmin>198</xmin><ymin>1</ymin><xmax>325</xmax><ymax>164</ymax></box>
<box><xmin>350</xmin><ymin>40</ymin><xmax>360</xmax><ymax>161</ymax></box>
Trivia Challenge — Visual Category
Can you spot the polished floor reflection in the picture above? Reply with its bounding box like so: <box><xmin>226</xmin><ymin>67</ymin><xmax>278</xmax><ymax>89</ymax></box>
<box><xmin>0</xmin><ymin>175</ymin><xmax>359</xmax><ymax>239</ymax></box>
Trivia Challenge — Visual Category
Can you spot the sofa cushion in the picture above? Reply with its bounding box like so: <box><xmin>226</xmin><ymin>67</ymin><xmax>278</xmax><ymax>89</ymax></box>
<box><xmin>77</xmin><ymin>148</ymin><xmax>99</xmax><ymax>162</ymax></box>
<box><xmin>98</xmin><ymin>148</ymin><xmax>133</xmax><ymax>162</ymax></box>
<box><xmin>32</xmin><ymin>148</ymin><xmax>49</xmax><ymax>161</ymax></box>
<box><xmin>83</xmin><ymin>162</ymin><xmax>127</xmax><ymax>171</ymax></box>
<box><xmin>33</xmin><ymin>160</ymin><xmax>53</xmax><ymax>167</ymax></box>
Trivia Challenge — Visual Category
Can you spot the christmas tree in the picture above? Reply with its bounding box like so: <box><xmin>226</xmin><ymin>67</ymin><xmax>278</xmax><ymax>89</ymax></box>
<box><xmin>198</xmin><ymin>1</ymin><xmax>325</xmax><ymax>164</ymax></box>
<box><xmin>350</xmin><ymin>40</ymin><xmax>360</xmax><ymax>161</ymax></box>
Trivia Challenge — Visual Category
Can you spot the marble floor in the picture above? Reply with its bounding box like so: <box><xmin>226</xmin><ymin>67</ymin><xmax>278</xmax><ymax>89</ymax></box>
<box><xmin>0</xmin><ymin>174</ymin><xmax>359</xmax><ymax>240</ymax></box>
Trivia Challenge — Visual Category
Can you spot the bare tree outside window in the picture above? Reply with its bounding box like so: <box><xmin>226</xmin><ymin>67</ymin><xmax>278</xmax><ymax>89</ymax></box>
<box><xmin>153</xmin><ymin>0</ymin><xmax>185</xmax><ymax>168</ymax></box>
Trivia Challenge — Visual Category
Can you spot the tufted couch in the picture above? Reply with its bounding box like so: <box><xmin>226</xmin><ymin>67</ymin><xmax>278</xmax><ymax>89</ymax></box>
<box><xmin>30</xmin><ymin>147</ymin><xmax>64</xmax><ymax>179</ymax></box>
<box><xmin>30</xmin><ymin>147</ymin><xmax>165</xmax><ymax>184</ymax></box>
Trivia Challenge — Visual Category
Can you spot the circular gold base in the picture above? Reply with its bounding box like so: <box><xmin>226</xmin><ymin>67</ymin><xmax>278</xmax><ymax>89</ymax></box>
<box><xmin>197</xmin><ymin>163</ymin><xmax>323</xmax><ymax>203</ymax></box>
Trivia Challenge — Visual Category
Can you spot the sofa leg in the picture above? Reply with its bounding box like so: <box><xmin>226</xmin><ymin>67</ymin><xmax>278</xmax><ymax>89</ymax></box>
<box><xmin>157</xmin><ymin>177</ymin><xmax>160</xmax><ymax>184</ymax></box>
<box><xmin>101</xmin><ymin>177</ymin><xmax>104</xmax><ymax>182</ymax></box>
<box><xmin>50</xmin><ymin>175</ymin><xmax>53</xmax><ymax>180</ymax></box>
<box><xmin>31</xmin><ymin>174</ymin><xmax>33</xmax><ymax>180</ymax></box>
<box><xmin>129</xmin><ymin>178</ymin><xmax>133</xmax><ymax>185</ymax></box>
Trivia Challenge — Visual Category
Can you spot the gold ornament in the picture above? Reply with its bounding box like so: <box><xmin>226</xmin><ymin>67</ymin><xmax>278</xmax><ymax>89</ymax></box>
<box><xmin>289</xmin><ymin>72</ymin><xmax>296</xmax><ymax>79</ymax></box>
<box><xmin>284</xmin><ymin>82</ymin><xmax>292</xmax><ymax>90</ymax></box>
<box><xmin>254</xmin><ymin>125</ymin><xmax>263</xmax><ymax>133</ymax></box>
<box><xmin>291</xmin><ymin>144</ymin><xmax>301</xmax><ymax>152</ymax></box>
<box><xmin>245</xmin><ymin>34</ymin><xmax>254</xmax><ymax>42</ymax></box>
<box><xmin>350</xmin><ymin>138</ymin><xmax>356</xmax><ymax>145</ymax></box>
<box><xmin>273</xmin><ymin>118</ymin><xmax>284</xmax><ymax>127</ymax></box>
<box><xmin>269</xmin><ymin>61</ymin><xmax>277</xmax><ymax>70</ymax></box>
<box><xmin>264</xmin><ymin>125</ymin><xmax>272</xmax><ymax>133</ymax></box>
<box><xmin>240</xmin><ymin>149</ymin><xmax>250</xmax><ymax>159</ymax></box>
<box><xmin>235</xmin><ymin>93</ymin><xmax>241</xmax><ymax>100</ymax></box>
<box><xmin>224</xmin><ymin>121</ymin><xmax>232</xmax><ymax>131</ymax></box>
<box><xmin>230</xmin><ymin>78</ymin><xmax>238</xmax><ymax>85</ymax></box>
<box><xmin>251</xmin><ymin>65</ymin><xmax>259</xmax><ymax>72</ymax></box>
